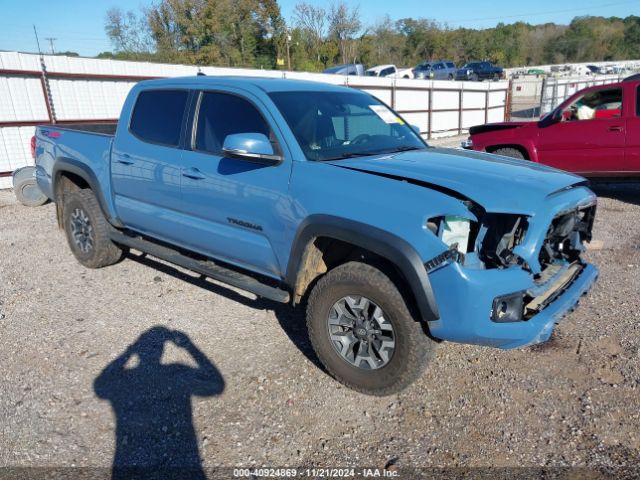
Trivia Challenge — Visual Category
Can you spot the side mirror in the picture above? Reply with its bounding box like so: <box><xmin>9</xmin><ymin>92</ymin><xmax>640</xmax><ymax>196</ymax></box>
<box><xmin>222</xmin><ymin>133</ymin><xmax>282</xmax><ymax>165</ymax></box>
<box><xmin>411</xmin><ymin>125</ymin><xmax>421</xmax><ymax>134</ymax></box>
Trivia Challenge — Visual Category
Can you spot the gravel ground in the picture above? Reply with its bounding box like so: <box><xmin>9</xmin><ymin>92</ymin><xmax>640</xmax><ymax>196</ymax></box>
<box><xmin>0</xmin><ymin>183</ymin><xmax>639</xmax><ymax>479</ymax></box>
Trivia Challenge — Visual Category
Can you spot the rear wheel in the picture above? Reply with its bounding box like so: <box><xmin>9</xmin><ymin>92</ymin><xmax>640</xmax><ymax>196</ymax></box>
<box><xmin>62</xmin><ymin>189</ymin><xmax>123</xmax><ymax>268</ymax></box>
<box><xmin>492</xmin><ymin>147</ymin><xmax>525</xmax><ymax>160</ymax></box>
<box><xmin>307</xmin><ymin>262</ymin><xmax>435</xmax><ymax>396</ymax></box>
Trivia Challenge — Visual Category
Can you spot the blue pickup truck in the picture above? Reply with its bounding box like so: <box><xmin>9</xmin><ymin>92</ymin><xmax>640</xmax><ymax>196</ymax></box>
<box><xmin>34</xmin><ymin>76</ymin><xmax>598</xmax><ymax>395</ymax></box>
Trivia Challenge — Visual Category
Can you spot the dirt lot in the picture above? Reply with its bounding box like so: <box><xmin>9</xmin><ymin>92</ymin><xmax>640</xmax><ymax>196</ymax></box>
<box><xmin>0</xmin><ymin>183</ymin><xmax>639</xmax><ymax>479</ymax></box>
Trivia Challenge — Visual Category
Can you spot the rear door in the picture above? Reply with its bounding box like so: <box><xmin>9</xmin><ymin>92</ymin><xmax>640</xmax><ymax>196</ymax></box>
<box><xmin>625</xmin><ymin>83</ymin><xmax>640</xmax><ymax>174</ymax></box>
<box><xmin>479</xmin><ymin>62</ymin><xmax>492</xmax><ymax>80</ymax></box>
<box><xmin>433</xmin><ymin>62</ymin><xmax>445</xmax><ymax>80</ymax></box>
<box><xmin>111</xmin><ymin>89</ymin><xmax>190</xmax><ymax>241</ymax></box>
<box><xmin>177</xmin><ymin>89</ymin><xmax>292</xmax><ymax>278</ymax></box>
<box><xmin>536</xmin><ymin>86</ymin><xmax>626</xmax><ymax>175</ymax></box>
<box><xmin>446</xmin><ymin>62</ymin><xmax>456</xmax><ymax>78</ymax></box>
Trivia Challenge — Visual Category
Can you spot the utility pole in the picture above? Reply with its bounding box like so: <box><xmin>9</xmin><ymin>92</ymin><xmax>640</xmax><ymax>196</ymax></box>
<box><xmin>33</xmin><ymin>25</ymin><xmax>42</xmax><ymax>55</ymax></box>
<box><xmin>286</xmin><ymin>33</ymin><xmax>291</xmax><ymax>71</ymax></box>
<box><xmin>45</xmin><ymin>37</ymin><xmax>57</xmax><ymax>55</ymax></box>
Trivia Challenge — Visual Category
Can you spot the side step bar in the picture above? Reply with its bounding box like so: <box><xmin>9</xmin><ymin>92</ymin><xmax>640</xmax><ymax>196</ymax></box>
<box><xmin>110</xmin><ymin>231</ymin><xmax>290</xmax><ymax>303</ymax></box>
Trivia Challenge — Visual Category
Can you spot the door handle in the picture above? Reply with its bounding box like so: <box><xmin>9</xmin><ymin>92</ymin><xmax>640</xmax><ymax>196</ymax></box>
<box><xmin>608</xmin><ymin>125</ymin><xmax>624</xmax><ymax>132</ymax></box>
<box><xmin>116</xmin><ymin>153</ymin><xmax>134</xmax><ymax>165</ymax></box>
<box><xmin>182</xmin><ymin>167</ymin><xmax>206</xmax><ymax>180</ymax></box>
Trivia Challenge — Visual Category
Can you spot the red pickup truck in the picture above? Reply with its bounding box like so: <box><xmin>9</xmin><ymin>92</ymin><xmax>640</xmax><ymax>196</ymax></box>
<box><xmin>464</xmin><ymin>79</ymin><xmax>640</xmax><ymax>177</ymax></box>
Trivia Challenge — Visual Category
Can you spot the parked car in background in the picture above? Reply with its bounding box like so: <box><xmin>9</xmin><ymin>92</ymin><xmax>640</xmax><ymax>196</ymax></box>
<box><xmin>456</xmin><ymin>61</ymin><xmax>504</xmax><ymax>81</ymax></box>
<box><xmin>586</xmin><ymin>64</ymin><xmax>604</xmax><ymax>75</ymax></box>
<box><xmin>365</xmin><ymin>64</ymin><xmax>414</xmax><ymax>79</ymax></box>
<box><xmin>365</xmin><ymin>64</ymin><xmax>398</xmax><ymax>77</ymax></box>
<box><xmin>413</xmin><ymin>61</ymin><xmax>457</xmax><ymax>80</ymax></box>
<box><xmin>323</xmin><ymin>64</ymin><xmax>365</xmax><ymax>76</ymax></box>
<box><xmin>572</xmin><ymin>65</ymin><xmax>592</xmax><ymax>76</ymax></box>
<box><xmin>34</xmin><ymin>76</ymin><xmax>598</xmax><ymax>395</ymax></box>
<box><xmin>389</xmin><ymin>66</ymin><xmax>415</xmax><ymax>79</ymax></box>
<box><xmin>463</xmin><ymin>80</ymin><xmax>640</xmax><ymax>178</ymax></box>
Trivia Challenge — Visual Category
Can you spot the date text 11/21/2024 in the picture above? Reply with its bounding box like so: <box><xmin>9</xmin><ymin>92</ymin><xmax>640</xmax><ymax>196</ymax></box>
<box><xmin>232</xmin><ymin>467</ymin><xmax>399</xmax><ymax>477</ymax></box>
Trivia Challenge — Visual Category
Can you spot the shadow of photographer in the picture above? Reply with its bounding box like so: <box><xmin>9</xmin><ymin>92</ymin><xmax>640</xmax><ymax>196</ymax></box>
<box><xmin>126</xmin><ymin>253</ymin><xmax>324</xmax><ymax>372</ymax></box>
<box><xmin>94</xmin><ymin>326</ymin><xmax>224</xmax><ymax>480</ymax></box>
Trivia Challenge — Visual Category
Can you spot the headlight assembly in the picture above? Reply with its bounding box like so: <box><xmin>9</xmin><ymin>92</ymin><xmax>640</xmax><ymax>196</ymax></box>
<box><xmin>424</xmin><ymin>215</ymin><xmax>476</xmax><ymax>272</ymax></box>
<box><xmin>441</xmin><ymin>216</ymin><xmax>471</xmax><ymax>253</ymax></box>
<box><xmin>427</xmin><ymin>215</ymin><xmax>474</xmax><ymax>253</ymax></box>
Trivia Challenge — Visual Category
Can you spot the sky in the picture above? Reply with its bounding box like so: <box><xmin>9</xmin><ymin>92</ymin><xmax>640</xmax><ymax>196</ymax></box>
<box><xmin>0</xmin><ymin>0</ymin><xmax>637</xmax><ymax>57</ymax></box>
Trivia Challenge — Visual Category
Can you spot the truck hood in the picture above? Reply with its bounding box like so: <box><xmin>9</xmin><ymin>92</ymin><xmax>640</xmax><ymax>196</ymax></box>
<box><xmin>326</xmin><ymin>148</ymin><xmax>585</xmax><ymax>214</ymax></box>
<box><xmin>469</xmin><ymin>122</ymin><xmax>530</xmax><ymax>136</ymax></box>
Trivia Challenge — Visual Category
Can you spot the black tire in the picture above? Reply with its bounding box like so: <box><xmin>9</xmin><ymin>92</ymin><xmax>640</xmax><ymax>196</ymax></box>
<box><xmin>492</xmin><ymin>147</ymin><xmax>525</xmax><ymax>160</ymax></box>
<box><xmin>448</xmin><ymin>73</ymin><xmax>454</xmax><ymax>80</ymax></box>
<box><xmin>306</xmin><ymin>262</ymin><xmax>436</xmax><ymax>396</ymax></box>
<box><xmin>62</xmin><ymin>189</ymin><xmax>123</xmax><ymax>268</ymax></box>
<box><xmin>471</xmin><ymin>73</ymin><xmax>479</xmax><ymax>82</ymax></box>
<box><xmin>14</xmin><ymin>177</ymin><xmax>48</xmax><ymax>207</ymax></box>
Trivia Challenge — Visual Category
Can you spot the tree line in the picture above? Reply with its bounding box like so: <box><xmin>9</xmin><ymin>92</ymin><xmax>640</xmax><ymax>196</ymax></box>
<box><xmin>101</xmin><ymin>1</ymin><xmax>640</xmax><ymax>71</ymax></box>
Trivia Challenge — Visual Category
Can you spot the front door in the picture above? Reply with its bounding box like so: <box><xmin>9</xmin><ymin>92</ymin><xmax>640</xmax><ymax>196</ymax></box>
<box><xmin>536</xmin><ymin>86</ymin><xmax>626</xmax><ymax>175</ymax></box>
<box><xmin>625</xmin><ymin>84</ymin><xmax>640</xmax><ymax>174</ymax></box>
<box><xmin>177</xmin><ymin>90</ymin><xmax>292</xmax><ymax>279</ymax></box>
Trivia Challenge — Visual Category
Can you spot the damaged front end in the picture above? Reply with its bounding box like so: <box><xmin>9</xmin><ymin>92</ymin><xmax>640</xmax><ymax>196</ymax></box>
<box><xmin>424</xmin><ymin>186</ymin><xmax>599</xmax><ymax>349</ymax></box>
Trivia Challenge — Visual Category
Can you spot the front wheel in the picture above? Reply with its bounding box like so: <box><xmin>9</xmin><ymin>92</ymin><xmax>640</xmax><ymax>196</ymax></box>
<box><xmin>62</xmin><ymin>189</ymin><xmax>123</xmax><ymax>268</ymax></box>
<box><xmin>306</xmin><ymin>262</ymin><xmax>436</xmax><ymax>395</ymax></box>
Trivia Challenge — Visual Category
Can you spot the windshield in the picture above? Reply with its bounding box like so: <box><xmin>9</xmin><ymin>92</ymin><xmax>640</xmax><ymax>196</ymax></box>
<box><xmin>268</xmin><ymin>90</ymin><xmax>427</xmax><ymax>161</ymax></box>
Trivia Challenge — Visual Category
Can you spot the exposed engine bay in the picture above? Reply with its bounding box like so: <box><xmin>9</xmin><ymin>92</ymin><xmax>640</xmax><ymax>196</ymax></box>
<box><xmin>538</xmin><ymin>205</ymin><xmax>596</xmax><ymax>270</ymax></box>
<box><xmin>428</xmin><ymin>203</ymin><xmax>596</xmax><ymax>322</ymax></box>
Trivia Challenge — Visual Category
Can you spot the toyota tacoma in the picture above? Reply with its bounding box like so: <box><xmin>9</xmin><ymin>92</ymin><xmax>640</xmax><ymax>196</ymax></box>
<box><xmin>34</xmin><ymin>76</ymin><xmax>598</xmax><ymax>395</ymax></box>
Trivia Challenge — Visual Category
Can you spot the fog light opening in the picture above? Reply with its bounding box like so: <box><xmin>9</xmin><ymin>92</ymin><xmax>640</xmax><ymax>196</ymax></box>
<box><xmin>491</xmin><ymin>293</ymin><xmax>524</xmax><ymax>323</ymax></box>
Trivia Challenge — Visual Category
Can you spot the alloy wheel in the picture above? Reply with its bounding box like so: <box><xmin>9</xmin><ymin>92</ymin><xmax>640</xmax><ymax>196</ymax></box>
<box><xmin>327</xmin><ymin>295</ymin><xmax>395</xmax><ymax>369</ymax></box>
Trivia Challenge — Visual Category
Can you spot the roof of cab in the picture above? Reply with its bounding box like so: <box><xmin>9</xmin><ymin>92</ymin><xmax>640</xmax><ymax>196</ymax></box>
<box><xmin>135</xmin><ymin>75</ymin><xmax>354</xmax><ymax>94</ymax></box>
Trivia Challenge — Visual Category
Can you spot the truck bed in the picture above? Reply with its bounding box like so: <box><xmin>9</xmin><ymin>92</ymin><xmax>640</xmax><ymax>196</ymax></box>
<box><xmin>35</xmin><ymin>123</ymin><xmax>117</xmax><ymax>201</ymax></box>
<box><xmin>48</xmin><ymin>123</ymin><xmax>117</xmax><ymax>136</ymax></box>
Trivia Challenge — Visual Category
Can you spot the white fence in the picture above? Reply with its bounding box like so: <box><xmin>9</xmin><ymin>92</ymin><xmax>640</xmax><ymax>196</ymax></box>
<box><xmin>0</xmin><ymin>52</ymin><xmax>509</xmax><ymax>189</ymax></box>
<box><xmin>540</xmin><ymin>74</ymin><xmax>629</xmax><ymax>114</ymax></box>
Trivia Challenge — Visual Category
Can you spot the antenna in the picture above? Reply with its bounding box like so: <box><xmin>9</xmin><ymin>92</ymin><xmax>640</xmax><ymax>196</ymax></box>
<box><xmin>33</xmin><ymin>25</ymin><xmax>42</xmax><ymax>55</ymax></box>
<box><xmin>45</xmin><ymin>37</ymin><xmax>57</xmax><ymax>55</ymax></box>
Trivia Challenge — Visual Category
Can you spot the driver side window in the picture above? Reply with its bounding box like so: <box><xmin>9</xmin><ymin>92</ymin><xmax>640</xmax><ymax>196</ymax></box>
<box><xmin>563</xmin><ymin>88</ymin><xmax>623</xmax><ymax>122</ymax></box>
<box><xmin>195</xmin><ymin>92</ymin><xmax>274</xmax><ymax>155</ymax></box>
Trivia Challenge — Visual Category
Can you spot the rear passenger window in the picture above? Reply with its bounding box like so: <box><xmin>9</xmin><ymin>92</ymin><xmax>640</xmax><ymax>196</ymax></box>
<box><xmin>130</xmin><ymin>90</ymin><xmax>188</xmax><ymax>147</ymax></box>
<box><xmin>195</xmin><ymin>92</ymin><xmax>272</xmax><ymax>154</ymax></box>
